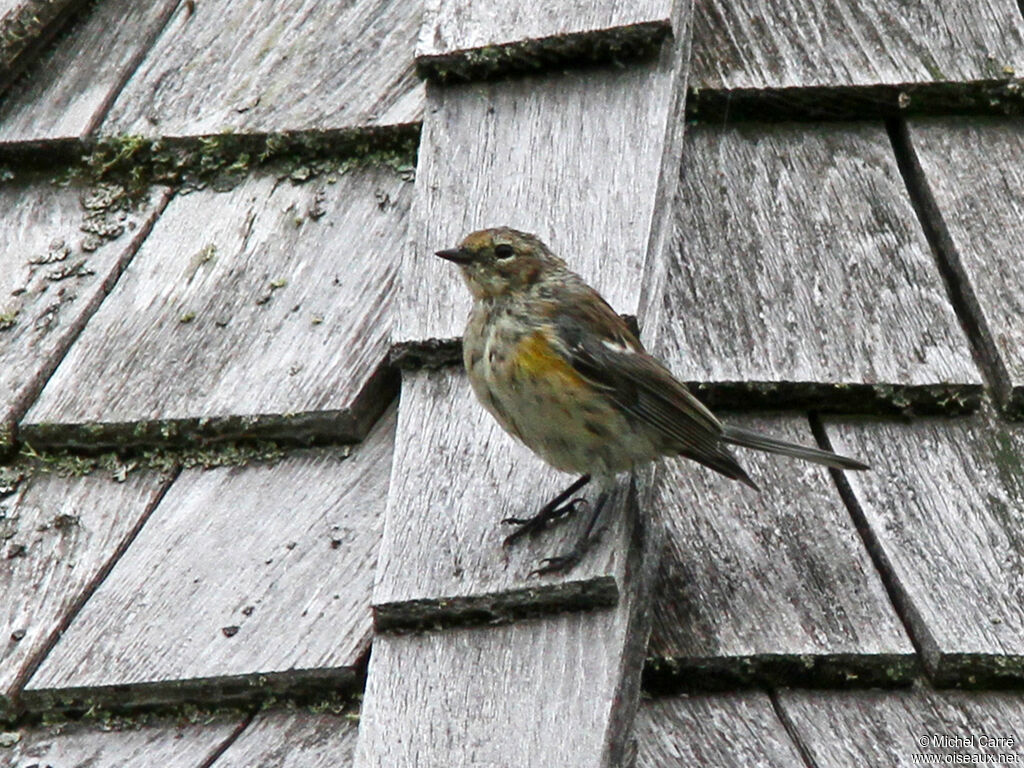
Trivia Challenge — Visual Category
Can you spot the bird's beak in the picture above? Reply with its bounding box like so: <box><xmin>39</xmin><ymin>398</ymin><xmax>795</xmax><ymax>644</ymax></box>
<box><xmin>435</xmin><ymin>247</ymin><xmax>473</xmax><ymax>265</ymax></box>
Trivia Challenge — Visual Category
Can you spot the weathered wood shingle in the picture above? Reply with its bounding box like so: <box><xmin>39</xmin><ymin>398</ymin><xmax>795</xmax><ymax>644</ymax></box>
<box><xmin>212</xmin><ymin>709</ymin><xmax>358</xmax><ymax>768</ymax></box>
<box><xmin>0</xmin><ymin>468</ymin><xmax>171</xmax><ymax>715</ymax></box>
<box><xmin>396</xmin><ymin>49</ymin><xmax>687</xmax><ymax>350</ymax></box>
<box><xmin>647</xmin><ymin>120</ymin><xmax>981</xmax><ymax>413</ymax></box>
<box><xmin>100</xmin><ymin>0</ymin><xmax>423</xmax><ymax>136</ymax></box>
<box><xmin>636</xmin><ymin>692</ymin><xmax>805</xmax><ymax>767</ymax></box>
<box><xmin>0</xmin><ymin>717</ymin><xmax>244</xmax><ymax>768</ymax></box>
<box><xmin>23</xmin><ymin>167</ymin><xmax>411</xmax><ymax>447</ymax></box>
<box><xmin>24</xmin><ymin>408</ymin><xmax>395</xmax><ymax>710</ymax></box>
<box><xmin>373</xmin><ymin>369</ymin><xmax>641</xmax><ymax>626</ymax></box>
<box><xmin>778</xmin><ymin>686</ymin><xmax>1024</xmax><ymax>766</ymax></box>
<box><xmin>646</xmin><ymin>413</ymin><xmax>915</xmax><ymax>688</ymax></box>
<box><xmin>823</xmin><ymin>409</ymin><xmax>1024</xmax><ymax>685</ymax></box>
<box><xmin>0</xmin><ymin>175</ymin><xmax>167</xmax><ymax>447</ymax></box>
<box><xmin>905</xmin><ymin>117</ymin><xmax>1024</xmax><ymax>415</ymax></box>
<box><xmin>0</xmin><ymin>0</ymin><xmax>178</xmax><ymax>142</ymax></box>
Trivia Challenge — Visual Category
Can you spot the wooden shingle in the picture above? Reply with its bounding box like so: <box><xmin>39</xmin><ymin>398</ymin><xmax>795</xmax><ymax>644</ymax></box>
<box><xmin>0</xmin><ymin>0</ymin><xmax>179</xmax><ymax>142</ymax></box>
<box><xmin>692</xmin><ymin>0</ymin><xmax>1024</xmax><ymax>90</ymax></box>
<box><xmin>822</xmin><ymin>409</ymin><xmax>1024</xmax><ymax>685</ymax></box>
<box><xmin>636</xmin><ymin>692</ymin><xmax>805</xmax><ymax>767</ymax></box>
<box><xmin>396</xmin><ymin>48</ymin><xmax>687</xmax><ymax>351</ymax></box>
<box><xmin>356</xmin><ymin>600</ymin><xmax>649</xmax><ymax>768</ymax></box>
<box><xmin>416</xmin><ymin>0</ymin><xmax>677</xmax><ymax>81</ymax></box>
<box><xmin>648</xmin><ymin>120</ymin><xmax>981</xmax><ymax>413</ymax></box>
<box><xmin>646</xmin><ymin>413</ymin><xmax>915</xmax><ymax>688</ymax></box>
<box><xmin>24</xmin><ymin>408</ymin><xmax>395</xmax><ymax>709</ymax></box>
<box><xmin>0</xmin><ymin>717</ymin><xmax>243</xmax><ymax>768</ymax></box>
<box><xmin>906</xmin><ymin>117</ymin><xmax>1024</xmax><ymax>416</ymax></box>
<box><xmin>0</xmin><ymin>0</ymin><xmax>85</xmax><ymax>93</ymax></box>
<box><xmin>100</xmin><ymin>0</ymin><xmax>424</xmax><ymax>136</ymax></box>
<box><xmin>373</xmin><ymin>368</ymin><xmax>644</xmax><ymax>627</ymax></box>
<box><xmin>0</xmin><ymin>175</ymin><xmax>167</xmax><ymax>447</ymax></box>
<box><xmin>0</xmin><ymin>468</ymin><xmax>170</xmax><ymax>714</ymax></box>
<box><xmin>212</xmin><ymin>709</ymin><xmax>357</xmax><ymax>768</ymax></box>
<box><xmin>778</xmin><ymin>686</ymin><xmax>1024</xmax><ymax>766</ymax></box>
<box><xmin>24</xmin><ymin>167</ymin><xmax>411</xmax><ymax>448</ymax></box>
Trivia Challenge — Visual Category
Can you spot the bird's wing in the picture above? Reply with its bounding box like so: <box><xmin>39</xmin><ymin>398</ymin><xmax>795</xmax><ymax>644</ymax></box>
<box><xmin>544</xmin><ymin>290</ymin><xmax>731</xmax><ymax>464</ymax></box>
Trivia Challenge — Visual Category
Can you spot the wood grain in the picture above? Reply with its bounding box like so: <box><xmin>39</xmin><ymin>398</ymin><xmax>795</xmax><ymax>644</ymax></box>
<box><xmin>213</xmin><ymin>708</ymin><xmax>357</xmax><ymax>768</ymax></box>
<box><xmin>415</xmin><ymin>0</ymin><xmax>675</xmax><ymax>80</ymax></box>
<box><xmin>26</xmin><ymin>407</ymin><xmax>394</xmax><ymax>698</ymax></box>
<box><xmin>0</xmin><ymin>174</ymin><xmax>167</xmax><ymax>445</ymax></box>
<box><xmin>907</xmin><ymin>118</ymin><xmax>1024</xmax><ymax>415</ymax></box>
<box><xmin>101</xmin><ymin>0</ymin><xmax>424</xmax><ymax>136</ymax></box>
<box><xmin>646</xmin><ymin>120</ymin><xmax>981</xmax><ymax>413</ymax></box>
<box><xmin>24</xmin><ymin>167</ymin><xmax>412</xmax><ymax>447</ymax></box>
<box><xmin>646</xmin><ymin>413</ymin><xmax>915</xmax><ymax>688</ymax></box>
<box><xmin>0</xmin><ymin>0</ymin><xmax>86</xmax><ymax>93</ymax></box>
<box><xmin>373</xmin><ymin>368</ymin><xmax>644</xmax><ymax>626</ymax></box>
<box><xmin>0</xmin><ymin>717</ymin><xmax>242</xmax><ymax>768</ymax></box>
<box><xmin>0</xmin><ymin>469</ymin><xmax>170</xmax><ymax>709</ymax></box>
<box><xmin>397</xmin><ymin>46</ymin><xmax>686</xmax><ymax>346</ymax></box>
<box><xmin>636</xmin><ymin>692</ymin><xmax>805</xmax><ymax>767</ymax></box>
<box><xmin>0</xmin><ymin>0</ymin><xmax>179</xmax><ymax>142</ymax></box>
<box><xmin>356</xmin><ymin>595</ymin><xmax>650</xmax><ymax>768</ymax></box>
<box><xmin>823</xmin><ymin>409</ymin><xmax>1024</xmax><ymax>685</ymax></box>
<box><xmin>690</xmin><ymin>0</ymin><xmax>1024</xmax><ymax>91</ymax></box>
<box><xmin>778</xmin><ymin>686</ymin><xmax>1024</xmax><ymax>767</ymax></box>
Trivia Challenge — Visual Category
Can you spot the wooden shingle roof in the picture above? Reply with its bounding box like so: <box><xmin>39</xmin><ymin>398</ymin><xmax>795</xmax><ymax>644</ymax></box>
<box><xmin>2</xmin><ymin>0</ymin><xmax>1024</xmax><ymax>766</ymax></box>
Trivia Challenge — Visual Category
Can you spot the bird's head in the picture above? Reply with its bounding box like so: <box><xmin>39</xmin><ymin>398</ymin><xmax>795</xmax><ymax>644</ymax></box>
<box><xmin>436</xmin><ymin>227</ymin><xmax>567</xmax><ymax>300</ymax></box>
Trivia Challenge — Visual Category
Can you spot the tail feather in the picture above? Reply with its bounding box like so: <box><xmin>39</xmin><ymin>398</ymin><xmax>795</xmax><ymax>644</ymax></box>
<box><xmin>721</xmin><ymin>425</ymin><xmax>869</xmax><ymax>471</ymax></box>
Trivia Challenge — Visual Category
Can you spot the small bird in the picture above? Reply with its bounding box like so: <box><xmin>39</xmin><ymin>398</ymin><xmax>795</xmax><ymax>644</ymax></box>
<box><xmin>437</xmin><ymin>227</ymin><xmax>868</xmax><ymax>574</ymax></box>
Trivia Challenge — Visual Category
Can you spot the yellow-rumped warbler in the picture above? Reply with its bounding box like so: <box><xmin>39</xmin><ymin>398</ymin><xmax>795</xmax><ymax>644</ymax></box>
<box><xmin>437</xmin><ymin>227</ymin><xmax>868</xmax><ymax>574</ymax></box>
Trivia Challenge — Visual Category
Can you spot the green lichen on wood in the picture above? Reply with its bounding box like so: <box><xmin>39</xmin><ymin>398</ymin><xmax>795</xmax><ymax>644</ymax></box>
<box><xmin>417</xmin><ymin>21</ymin><xmax>670</xmax><ymax>84</ymax></box>
<box><xmin>62</xmin><ymin>124</ymin><xmax>419</xmax><ymax>199</ymax></box>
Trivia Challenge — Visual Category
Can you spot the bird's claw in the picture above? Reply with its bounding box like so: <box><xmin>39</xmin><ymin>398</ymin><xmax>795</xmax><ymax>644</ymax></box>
<box><xmin>529</xmin><ymin>551</ymin><xmax>582</xmax><ymax>577</ymax></box>
<box><xmin>501</xmin><ymin>497</ymin><xmax>589</xmax><ymax>548</ymax></box>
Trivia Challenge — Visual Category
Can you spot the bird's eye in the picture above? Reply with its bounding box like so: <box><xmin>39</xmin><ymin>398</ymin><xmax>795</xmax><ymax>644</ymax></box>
<box><xmin>494</xmin><ymin>244</ymin><xmax>515</xmax><ymax>259</ymax></box>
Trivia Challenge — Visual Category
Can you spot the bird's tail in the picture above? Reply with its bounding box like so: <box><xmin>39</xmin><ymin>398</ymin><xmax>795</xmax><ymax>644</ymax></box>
<box><xmin>720</xmin><ymin>424</ymin><xmax>869</xmax><ymax>471</ymax></box>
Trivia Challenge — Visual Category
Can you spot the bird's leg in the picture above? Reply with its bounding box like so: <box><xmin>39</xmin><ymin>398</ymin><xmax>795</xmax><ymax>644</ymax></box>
<box><xmin>530</xmin><ymin>489</ymin><xmax>610</xmax><ymax>576</ymax></box>
<box><xmin>502</xmin><ymin>474</ymin><xmax>591</xmax><ymax>547</ymax></box>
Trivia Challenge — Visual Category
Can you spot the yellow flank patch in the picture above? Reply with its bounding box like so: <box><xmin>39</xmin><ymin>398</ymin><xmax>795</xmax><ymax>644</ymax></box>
<box><xmin>514</xmin><ymin>331</ymin><xmax>585</xmax><ymax>387</ymax></box>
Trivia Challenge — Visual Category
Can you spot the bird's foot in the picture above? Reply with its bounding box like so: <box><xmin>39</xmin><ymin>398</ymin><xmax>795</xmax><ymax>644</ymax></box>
<box><xmin>529</xmin><ymin>550</ymin><xmax>583</xmax><ymax>577</ymax></box>
<box><xmin>502</xmin><ymin>497</ymin><xmax>588</xmax><ymax>547</ymax></box>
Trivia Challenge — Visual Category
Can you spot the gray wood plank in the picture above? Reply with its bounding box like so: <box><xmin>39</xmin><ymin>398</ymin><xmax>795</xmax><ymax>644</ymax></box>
<box><xmin>212</xmin><ymin>708</ymin><xmax>357</xmax><ymax>768</ymax></box>
<box><xmin>691</xmin><ymin>0</ymin><xmax>1024</xmax><ymax>91</ymax></box>
<box><xmin>646</xmin><ymin>413</ymin><xmax>915</xmax><ymax>688</ymax></box>
<box><xmin>0</xmin><ymin>0</ymin><xmax>85</xmax><ymax>92</ymax></box>
<box><xmin>373</xmin><ymin>368</ymin><xmax>646</xmax><ymax>627</ymax></box>
<box><xmin>416</xmin><ymin>0</ymin><xmax>675</xmax><ymax>81</ymax></box>
<box><xmin>636</xmin><ymin>692</ymin><xmax>806</xmax><ymax>767</ymax></box>
<box><xmin>356</xmin><ymin>594</ymin><xmax>650</xmax><ymax>768</ymax></box>
<box><xmin>100</xmin><ymin>0</ymin><xmax>423</xmax><ymax>137</ymax></box>
<box><xmin>24</xmin><ymin>407</ymin><xmax>395</xmax><ymax>707</ymax></box>
<box><xmin>907</xmin><ymin>118</ymin><xmax>1024</xmax><ymax>416</ymax></box>
<box><xmin>645</xmin><ymin>120</ymin><xmax>980</xmax><ymax>413</ymax></box>
<box><xmin>0</xmin><ymin>468</ymin><xmax>170</xmax><ymax>712</ymax></box>
<box><xmin>778</xmin><ymin>686</ymin><xmax>1024</xmax><ymax>768</ymax></box>
<box><xmin>823</xmin><ymin>409</ymin><xmax>1024</xmax><ymax>685</ymax></box>
<box><xmin>396</xmin><ymin>46</ymin><xmax>688</xmax><ymax>348</ymax></box>
<box><xmin>0</xmin><ymin>717</ymin><xmax>243</xmax><ymax>768</ymax></box>
<box><xmin>23</xmin><ymin>166</ymin><xmax>412</xmax><ymax>448</ymax></box>
<box><xmin>0</xmin><ymin>0</ymin><xmax>179</xmax><ymax>142</ymax></box>
<box><xmin>0</xmin><ymin>174</ymin><xmax>168</xmax><ymax>447</ymax></box>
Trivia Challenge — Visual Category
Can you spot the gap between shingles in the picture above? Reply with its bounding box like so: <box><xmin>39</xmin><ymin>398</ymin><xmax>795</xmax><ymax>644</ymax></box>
<box><xmin>809</xmin><ymin>414</ymin><xmax>934</xmax><ymax>670</ymax></box>
<box><xmin>884</xmin><ymin>117</ymin><xmax>1007</xmax><ymax>404</ymax></box>
<box><xmin>11</xmin><ymin>187</ymin><xmax>174</xmax><ymax>432</ymax></box>
<box><xmin>84</xmin><ymin>0</ymin><xmax>185</xmax><ymax>136</ymax></box>
<box><xmin>766</xmin><ymin>688</ymin><xmax>822</xmax><ymax>768</ymax></box>
<box><xmin>196</xmin><ymin>709</ymin><xmax>258</xmax><ymax>768</ymax></box>
<box><xmin>10</xmin><ymin>464</ymin><xmax>182</xmax><ymax>706</ymax></box>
